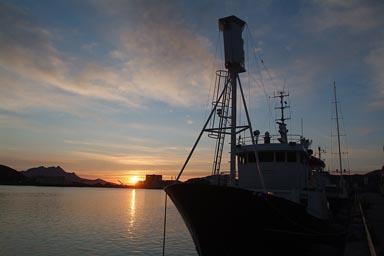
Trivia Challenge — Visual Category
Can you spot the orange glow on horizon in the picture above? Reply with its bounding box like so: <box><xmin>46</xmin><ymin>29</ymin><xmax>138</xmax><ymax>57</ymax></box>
<box><xmin>129</xmin><ymin>176</ymin><xmax>140</xmax><ymax>185</ymax></box>
<box><xmin>78</xmin><ymin>169</ymin><xmax>211</xmax><ymax>185</ymax></box>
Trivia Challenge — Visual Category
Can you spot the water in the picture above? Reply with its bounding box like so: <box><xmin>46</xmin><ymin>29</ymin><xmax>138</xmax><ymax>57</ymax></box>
<box><xmin>0</xmin><ymin>186</ymin><xmax>197</xmax><ymax>256</ymax></box>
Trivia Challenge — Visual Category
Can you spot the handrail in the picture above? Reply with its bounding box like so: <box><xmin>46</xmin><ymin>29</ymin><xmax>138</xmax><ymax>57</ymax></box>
<box><xmin>238</xmin><ymin>133</ymin><xmax>305</xmax><ymax>145</ymax></box>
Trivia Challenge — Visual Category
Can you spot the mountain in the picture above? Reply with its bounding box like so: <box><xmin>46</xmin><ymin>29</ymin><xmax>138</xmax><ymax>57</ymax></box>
<box><xmin>0</xmin><ymin>164</ymin><xmax>119</xmax><ymax>187</ymax></box>
<box><xmin>22</xmin><ymin>166</ymin><xmax>81</xmax><ymax>184</ymax></box>
<box><xmin>21</xmin><ymin>166</ymin><xmax>111</xmax><ymax>186</ymax></box>
<box><xmin>0</xmin><ymin>164</ymin><xmax>28</xmax><ymax>185</ymax></box>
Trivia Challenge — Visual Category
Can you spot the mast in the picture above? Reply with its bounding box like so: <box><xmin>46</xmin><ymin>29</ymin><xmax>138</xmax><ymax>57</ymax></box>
<box><xmin>333</xmin><ymin>82</ymin><xmax>343</xmax><ymax>180</ymax></box>
<box><xmin>176</xmin><ymin>16</ymin><xmax>262</xmax><ymax>187</ymax></box>
<box><xmin>230</xmin><ymin>72</ymin><xmax>237</xmax><ymax>185</ymax></box>
<box><xmin>219</xmin><ymin>16</ymin><xmax>246</xmax><ymax>186</ymax></box>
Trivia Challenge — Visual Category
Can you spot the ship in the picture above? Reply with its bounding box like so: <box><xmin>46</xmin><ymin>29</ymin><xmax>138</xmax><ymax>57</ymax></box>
<box><xmin>165</xmin><ymin>15</ymin><xmax>351</xmax><ymax>256</ymax></box>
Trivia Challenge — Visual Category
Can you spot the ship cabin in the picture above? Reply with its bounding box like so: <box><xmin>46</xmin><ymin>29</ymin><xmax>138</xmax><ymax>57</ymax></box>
<box><xmin>236</xmin><ymin>134</ymin><xmax>330</xmax><ymax>219</ymax></box>
<box><xmin>236</xmin><ymin>140</ymin><xmax>309</xmax><ymax>192</ymax></box>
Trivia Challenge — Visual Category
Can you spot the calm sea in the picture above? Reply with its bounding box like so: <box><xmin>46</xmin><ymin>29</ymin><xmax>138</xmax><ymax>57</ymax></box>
<box><xmin>0</xmin><ymin>186</ymin><xmax>197</xmax><ymax>256</ymax></box>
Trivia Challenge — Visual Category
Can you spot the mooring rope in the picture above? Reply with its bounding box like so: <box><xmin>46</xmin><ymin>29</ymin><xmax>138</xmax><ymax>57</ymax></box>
<box><xmin>162</xmin><ymin>192</ymin><xmax>168</xmax><ymax>256</ymax></box>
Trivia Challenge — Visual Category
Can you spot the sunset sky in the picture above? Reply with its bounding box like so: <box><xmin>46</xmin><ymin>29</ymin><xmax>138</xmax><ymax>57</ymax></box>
<box><xmin>1</xmin><ymin>0</ymin><xmax>383</xmax><ymax>184</ymax></box>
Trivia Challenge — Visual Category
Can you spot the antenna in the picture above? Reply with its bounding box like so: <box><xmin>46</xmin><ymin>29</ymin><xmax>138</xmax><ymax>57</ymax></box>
<box><xmin>272</xmin><ymin>91</ymin><xmax>290</xmax><ymax>143</ymax></box>
<box><xmin>318</xmin><ymin>146</ymin><xmax>326</xmax><ymax>161</ymax></box>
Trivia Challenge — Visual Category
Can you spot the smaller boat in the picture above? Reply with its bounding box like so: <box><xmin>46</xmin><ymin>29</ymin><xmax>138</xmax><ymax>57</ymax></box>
<box><xmin>165</xmin><ymin>15</ymin><xmax>351</xmax><ymax>256</ymax></box>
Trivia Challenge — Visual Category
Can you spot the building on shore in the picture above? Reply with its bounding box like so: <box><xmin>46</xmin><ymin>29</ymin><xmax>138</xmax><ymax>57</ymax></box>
<box><xmin>135</xmin><ymin>174</ymin><xmax>174</xmax><ymax>189</ymax></box>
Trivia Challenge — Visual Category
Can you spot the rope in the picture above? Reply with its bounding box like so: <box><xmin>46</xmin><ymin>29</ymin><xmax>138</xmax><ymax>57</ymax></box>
<box><xmin>162</xmin><ymin>192</ymin><xmax>168</xmax><ymax>256</ymax></box>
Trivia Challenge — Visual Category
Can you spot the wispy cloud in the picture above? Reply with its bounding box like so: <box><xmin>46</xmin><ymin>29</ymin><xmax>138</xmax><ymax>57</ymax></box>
<box><xmin>0</xmin><ymin>1</ymin><xmax>216</xmax><ymax>117</ymax></box>
<box><xmin>310</xmin><ymin>0</ymin><xmax>382</xmax><ymax>32</ymax></box>
<box><xmin>98</xmin><ymin>0</ymin><xmax>215</xmax><ymax>107</ymax></box>
<box><xmin>255</xmin><ymin>0</ymin><xmax>384</xmax><ymax>108</ymax></box>
<box><xmin>365</xmin><ymin>43</ymin><xmax>384</xmax><ymax>109</ymax></box>
<box><xmin>0</xmin><ymin>3</ymin><xmax>130</xmax><ymax>112</ymax></box>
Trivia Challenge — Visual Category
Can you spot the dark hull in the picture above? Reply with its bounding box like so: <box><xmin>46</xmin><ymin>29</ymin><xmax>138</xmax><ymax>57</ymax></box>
<box><xmin>165</xmin><ymin>182</ymin><xmax>349</xmax><ymax>256</ymax></box>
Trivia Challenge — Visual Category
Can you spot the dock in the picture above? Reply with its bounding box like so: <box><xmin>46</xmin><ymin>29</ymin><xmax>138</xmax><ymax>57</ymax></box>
<box><xmin>344</xmin><ymin>193</ymin><xmax>384</xmax><ymax>256</ymax></box>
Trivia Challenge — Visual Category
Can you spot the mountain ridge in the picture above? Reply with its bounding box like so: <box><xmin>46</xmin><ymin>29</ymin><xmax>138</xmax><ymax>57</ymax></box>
<box><xmin>0</xmin><ymin>164</ymin><xmax>121</xmax><ymax>187</ymax></box>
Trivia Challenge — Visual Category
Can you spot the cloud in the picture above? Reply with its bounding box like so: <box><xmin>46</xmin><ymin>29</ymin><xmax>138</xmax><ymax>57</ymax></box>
<box><xmin>365</xmin><ymin>43</ymin><xmax>384</xmax><ymax>109</ymax></box>
<box><xmin>96</xmin><ymin>0</ymin><xmax>216</xmax><ymax>107</ymax></box>
<box><xmin>0</xmin><ymin>1</ymin><xmax>217</xmax><ymax>116</ymax></box>
<box><xmin>251</xmin><ymin>0</ymin><xmax>384</xmax><ymax>105</ymax></box>
<box><xmin>310</xmin><ymin>0</ymin><xmax>382</xmax><ymax>32</ymax></box>
<box><xmin>0</xmin><ymin>3</ymin><xmax>65</xmax><ymax>82</ymax></box>
<box><xmin>0</xmin><ymin>2</ymin><xmax>132</xmax><ymax>111</ymax></box>
<box><xmin>68</xmin><ymin>142</ymin><xmax>214</xmax><ymax>173</ymax></box>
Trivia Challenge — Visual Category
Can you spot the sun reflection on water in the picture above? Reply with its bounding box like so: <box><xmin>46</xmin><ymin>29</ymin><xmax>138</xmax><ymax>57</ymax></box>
<box><xmin>127</xmin><ymin>189</ymin><xmax>136</xmax><ymax>237</ymax></box>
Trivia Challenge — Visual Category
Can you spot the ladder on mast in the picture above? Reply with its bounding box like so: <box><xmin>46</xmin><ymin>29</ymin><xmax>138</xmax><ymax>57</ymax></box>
<box><xmin>209</xmin><ymin>71</ymin><xmax>232</xmax><ymax>176</ymax></box>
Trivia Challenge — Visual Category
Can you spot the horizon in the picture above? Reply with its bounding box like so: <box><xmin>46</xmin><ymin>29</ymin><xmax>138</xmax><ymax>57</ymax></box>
<box><xmin>2</xmin><ymin>163</ymin><xmax>382</xmax><ymax>186</ymax></box>
<box><xmin>1</xmin><ymin>0</ymin><xmax>383</xmax><ymax>184</ymax></box>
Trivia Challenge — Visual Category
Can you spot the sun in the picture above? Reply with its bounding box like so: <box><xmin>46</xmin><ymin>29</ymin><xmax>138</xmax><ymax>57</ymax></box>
<box><xmin>129</xmin><ymin>176</ymin><xmax>140</xmax><ymax>185</ymax></box>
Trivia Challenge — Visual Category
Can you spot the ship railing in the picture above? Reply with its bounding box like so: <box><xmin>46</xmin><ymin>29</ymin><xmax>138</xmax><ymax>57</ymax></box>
<box><xmin>237</xmin><ymin>133</ymin><xmax>305</xmax><ymax>145</ymax></box>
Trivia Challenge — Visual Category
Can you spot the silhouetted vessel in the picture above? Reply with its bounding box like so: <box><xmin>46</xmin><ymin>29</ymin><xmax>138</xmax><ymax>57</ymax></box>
<box><xmin>165</xmin><ymin>16</ymin><xmax>350</xmax><ymax>256</ymax></box>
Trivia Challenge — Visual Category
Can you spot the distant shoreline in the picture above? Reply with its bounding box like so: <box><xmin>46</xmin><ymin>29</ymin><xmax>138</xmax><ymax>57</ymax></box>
<box><xmin>0</xmin><ymin>164</ymin><xmax>138</xmax><ymax>189</ymax></box>
<box><xmin>0</xmin><ymin>183</ymin><xmax>136</xmax><ymax>189</ymax></box>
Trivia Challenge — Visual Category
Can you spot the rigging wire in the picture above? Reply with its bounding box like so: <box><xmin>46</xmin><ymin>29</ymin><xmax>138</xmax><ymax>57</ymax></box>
<box><xmin>329</xmin><ymin>89</ymin><xmax>335</xmax><ymax>173</ymax></box>
<box><xmin>261</xmin><ymin>58</ymin><xmax>287</xmax><ymax>136</ymax></box>
<box><xmin>260</xmin><ymin>58</ymin><xmax>279</xmax><ymax>92</ymax></box>
<box><xmin>244</xmin><ymin>34</ymin><xmax>252</xmax><ymax>142</ymax></box>
<box><xmin>203</xmin><ymin>31</ymin><xmax>222</xmax><ymax>123</ymax></box>
<box><xmin>338</xmin><ymin>89</ymin><xmax>351</xmax><ymax>175</ymax></box>
<box><xmin>245</xmin><ymin>24</ymin><xmax>273</xmax><ymax>132</ymax></box>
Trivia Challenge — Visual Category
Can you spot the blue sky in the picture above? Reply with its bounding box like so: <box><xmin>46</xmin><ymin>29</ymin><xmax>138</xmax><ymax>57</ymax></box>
<box><xmin>1</xmin><ymin>0</ymin><xmax>383</xmax><ymax>183</ymax></box>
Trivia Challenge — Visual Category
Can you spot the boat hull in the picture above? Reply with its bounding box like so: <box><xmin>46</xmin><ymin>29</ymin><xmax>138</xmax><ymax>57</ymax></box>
<box><xmin>165</xmin><ymin>182</ymin><xmax>348</xmax><ymax>256</ymax></box>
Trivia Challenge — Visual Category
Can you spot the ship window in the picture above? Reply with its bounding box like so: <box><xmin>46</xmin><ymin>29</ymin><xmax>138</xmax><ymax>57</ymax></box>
<box><xmin>258</xmin><ymin>151</ymin><xmax>273</xmax><ymax>162</ymax></box>
<box><xmin>287</xmin><ymin>151</ymin><xmax>297</xmax><ymax>162</ymax></box>
<box><xmin>275</xmin><ymin>151</ymin><xmax>285</xmax><ymax>162</ymax></box>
